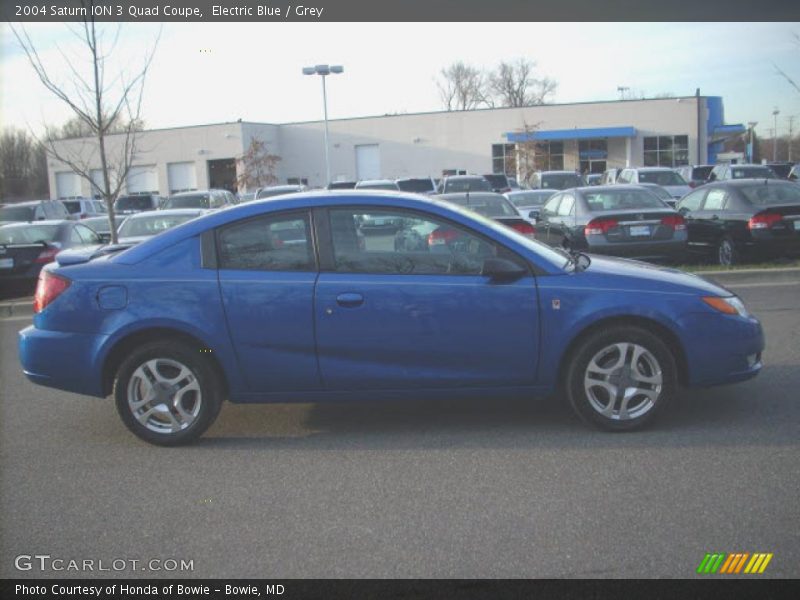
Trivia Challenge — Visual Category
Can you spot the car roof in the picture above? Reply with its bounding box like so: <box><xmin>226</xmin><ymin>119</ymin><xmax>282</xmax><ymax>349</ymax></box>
<box><xmin>539</xmin><ymin>170</ymin><xmax>581</xmax><ymax>175</ymax></box>
<box><xmin>439</xmin><ymin>192</ymin><xmax>507</xmax><ymax>201</ymax></box>
<box><xmin>631</xmin><ymin>167</ymin><xmax>675</xmax><ymax>172</ymax></box>
<box><xmin>0</xmin><ymin>219</ymin><xmax>70</xmax><ymax>228</ymax></box>
<box><xmin>130</xmin><ymin>208</ymin><xmax>206</xmax><ymax>218</ymax></box>
<box><xmin>357</xmin><ymin>179</ymin><xmax>396</xmax><ymax>185</ymax></box>
<box><xmin>3</xmin><ymin>199</ymin><xmax>53</xmax><ymax>207</ymax></box>
<box><xmin>705</xmin><ymin>178</ymin><xmax>795</xmax><ymax>187</ymax></box>
<box><xmin>170</xmin><ymin>190</ymin><xmax>211</xmax><ymax>197</ymax></box>
<box><xmin>444</xmin><ymin>175</ymin><xmax>486</xmax><ymax>180</ymax></box>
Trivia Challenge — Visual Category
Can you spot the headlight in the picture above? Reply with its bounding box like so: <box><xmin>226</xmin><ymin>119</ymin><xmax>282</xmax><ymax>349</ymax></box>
<box><xmin>702</xmin><ymin>295</ymin><xmax>750</xmax><ymax>318</ymax></box>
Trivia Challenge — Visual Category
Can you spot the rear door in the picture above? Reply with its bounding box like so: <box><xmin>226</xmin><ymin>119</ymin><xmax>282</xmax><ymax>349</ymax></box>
<box><xmin>677</xmin><ymin>188</ymin><xmax>709</xmax><ymax>252</ymax></box>
<box><xmin>693</xmin><ymin>188</ymin><xmax>729</xmax><ymax>247</ymax></box>
<box><xmin>314</xmin><ymin>206</ymin><xmax>540</xmax><ymax>390</ymax></box>
<box><xmin>216</xmin><ymin>211</ymin><xmax>321</xmax><ymax>393</ymax></box>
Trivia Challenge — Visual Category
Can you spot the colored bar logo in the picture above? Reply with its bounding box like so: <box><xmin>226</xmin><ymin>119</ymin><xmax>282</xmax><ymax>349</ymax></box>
<box><xmin>697</xmin><ymin>552</ymin><xmax>773</xmax><ymax>574</ymax></box>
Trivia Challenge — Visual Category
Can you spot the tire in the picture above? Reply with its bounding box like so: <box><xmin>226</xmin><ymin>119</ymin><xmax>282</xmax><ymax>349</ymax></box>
<box><xmin>717</xmin><ymin>237</ymin><xmax>737</xmax><ymax>267</ymax></box>
<box><xmin>564</xmin><ymin>326</ymin><xmax>677</xmax><ymax>431</ymax></box>
<box><xmin>113</xmin><ymin>340</ymin><xmax>223</xmax><ymax>446</ymax></box>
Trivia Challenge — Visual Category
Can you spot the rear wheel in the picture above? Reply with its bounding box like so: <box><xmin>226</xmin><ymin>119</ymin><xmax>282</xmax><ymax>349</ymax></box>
<box><xmin>717</xmin><ymin>237</ymin><xmax>738</xmax><ymax>267</ymax></box>
<box><xmin>113</xmin><ymin>340</ymin><xmax>222</xmax><ymax>446</ymax></box>
<box><xmin>565</xmin><ymin>326</ymin><xmax>677</xmax><ymax>431</ymax></box>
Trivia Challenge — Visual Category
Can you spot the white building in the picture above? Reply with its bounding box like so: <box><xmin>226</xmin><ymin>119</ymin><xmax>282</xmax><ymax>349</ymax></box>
<box><xmin>47</xmin><ymin>95</ymin><xmax>744</xmax><ymax>198</ymax></box>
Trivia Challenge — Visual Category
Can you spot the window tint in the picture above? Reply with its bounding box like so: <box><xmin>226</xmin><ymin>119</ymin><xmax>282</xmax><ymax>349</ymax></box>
<box><xmin>678</xmin><ymin>189</ymin><xmax>705</xmax><ymax>212</ymax></box>
<box><xmin>69</xmin><ymin>227</ymin><xmax>84</xmax><ymax>244</ymax></box>
<box><xmin>702</xmin><ymin>189</ymin><xmax>727</xmax><ymax>211</ymax></box>
<box><xmin>218</xmin><ymin>214</ymin><xmax>313</xmax><ymax>271</ymax></box>
<box><xmin>329</xmin><ymin>208</ymin><xmax>514</xmax><ymax>276</ymax></box>
<box><xmin>62</xmin><ymin>201</ymin><xmax>81</xmax><ymax>214</ymax></box>
<box><xmin>583</xmin><ymin>190</ymin><xmax>666</xmax><ymax>211</ymax></box>
<box><xmin>557</xmin><ymin>195</ymin><xmax>575</xmax><ymax>216</ymax></box>
<box><xmin>76</xmin><ymin>224</ymin><xmax>100</xmax><ymax>244</ymax></box>
<box><xmin>542</xmin><ymin>194</ymin><xmax>562</xmax><ymax>216</ymax></box>
<box><xmin>739</xmin><ymin>183</ymin><xmax>800</xmax><ymax>206</ymax></box>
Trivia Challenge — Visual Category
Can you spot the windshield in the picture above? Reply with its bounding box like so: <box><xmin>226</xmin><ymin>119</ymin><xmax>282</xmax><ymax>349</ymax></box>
<box><xmin>164</xmin><ymin>194</ymin><xmax>209</xmax><ymax>209</ymax></box>
<box><xmin>62</xmin><ymin>201</ymin><xmax>83</xmax><ymax>214</ymax></box>
<box><xmin>0</xmin><ymin>224</ymin><xmax>59</xmax><ymax>244</ymax></box>
<box><xmin>116</xmin><ymin>196</ymin><xmax>155</xmax><ymax>211</ymax></box>
<box><xmin>507</xmin><ymin>191</ymin><xmax>554</xmax><ymax>207</ymax></box>
<box><xmin>584</xmin><ymin>189</ymin><xmax>669</xmax><ymax>211</ymax></box>
<box><xmin>118</xmin><ymin>213</ymin><xmax>199</xmax><ymax>238</ymax></box>
<box><xmin>638</xmin><ymin>171</ymin><xmax>687</xmax><ymax>186</ymax></box>
<box><xmin>483</xmin><ymin>174</ymin><xmax>508</xmax><ymax>188</ymax></box>
<box><xmin>84</xmin><ymin>217</ymin><xmax>111</xmax><ymax>233</ymax></box>
<box><xmin>328</xmin><ymin>181</ymin><xmax>356</xmax><ymax>190</ymax></box>
<box><xmin>396</xmin><ymin>179</ymin><xmax>434</xmax><ymax>193</ymax></box>
<box><xmin>739</xmin><ymin>184</ymin><xmax>800</xmax><ymax>206</ymax></box>
<box><xmin>444</xmin><ymin>178</ymin><xmax>492</xmax><ymax>193</ymax></box>
<box><xmin>731</xmin><ymin>167</ymin><xmax>777</xmax><ymax>180</ymax></box>
<box><xmin>444</xmin><ymin>195</ymin><xmax>518</xmax><ymax>217</ymax></box>
<box><xmin>692</xmin><ymin>166</ymin><xmax>714</xmax><ymax>180</ymax></box>
<box><xmin>0</xmin><ymin>205</ymin><xmax>35</xmax><ymax>222</ymax></box>
<box><xmin>768</xmin><ymin>164</ymin><xmax>792</xmax><ymax>178</ymax></box>
<box><xmin>541</xmin><ymin>173</ymin><xmax>584</xmax><ymax>189</ymax></box>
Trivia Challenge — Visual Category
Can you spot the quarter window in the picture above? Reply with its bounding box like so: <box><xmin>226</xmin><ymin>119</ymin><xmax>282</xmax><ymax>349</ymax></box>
<box><xmin>218</xmin><ymin>213</ymin><xmax>313</xmax><ymax>271</ymax></box>
<box><xmin>329</xmin><ymin>208</ymin><xmax>516</xmax><ymax>276</ymax></box>
<box><xmin>557</xmin><ymin>195</ymin><xmax>575</xmax><ymax>217</ymax></box>
<box><xmin>702</xmin><ymin>189</ymin><xmax>727</xmax><ymax>211</ymax></box>
<box><xmin>678</xmin><ymin>189</ymin><xmax>705</xmax><ymax>213</ymax></box>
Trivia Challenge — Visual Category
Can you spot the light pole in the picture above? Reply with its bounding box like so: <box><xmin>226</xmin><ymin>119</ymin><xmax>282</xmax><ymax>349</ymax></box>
<box><xmin>772</xmin><ymin>107</ymin><xmax>780</xmax><ymax>161</ymax></box>
<box><xmin>303</xmin><ymin>64</ymin><xmax>344</xmax><ymax>186</ymax></box>
<box><xmin>617</xmin><ymin>86</ymin><xmax>629</xmax><ymax>100</ymax></box>
<box><xmin>747</xmin><ymin>121</ymin><xmax>757</xmax><ymax>163</ymax></box>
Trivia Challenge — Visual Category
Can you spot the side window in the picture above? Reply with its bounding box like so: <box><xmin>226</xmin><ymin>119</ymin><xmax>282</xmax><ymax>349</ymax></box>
<box><xmin>617</xmin><ymin>170</ymin><xmax>629</xmax><ymax>183</ymax></box>
<box><xmin>76</xmin><ymin>224</ymin><xmax>100</xmax><ymax>244</ymax></box>
<box><xmin>542</xmin><ymin>194</ymin><xmax>562</xmax><ymax>216</ymax></box>
<box><xmin>702</xmin><ymin>189</ymin><xmax>728</xmax><ymax>211</ymax></box>
<box><xmin>329</xmin><ymin>208</ymin><xmax>519</xmax><ymax>276</ymax></box>
<box><xmin>218</xmin><ymin>213</ymin><xmax>313</xmax><ymax>272</ymax></box>
<box><xmin>557</xmin><ymin>194</ymin><xmax>575</xmax><ymax>217</ymax></box>
<box><xmin>69</xmin><ymin>227</ymin><xmax>83</xmax><ymax>244</ymax></box>
<box><xmin>677</xmin><ymin>189</ymin><xmax>705</xmax><ymax>213</ymax></box>
<box><xmin>35</xmin><ymin>205</ymin><xmax>46</xmax><ymax>220</ymax></box>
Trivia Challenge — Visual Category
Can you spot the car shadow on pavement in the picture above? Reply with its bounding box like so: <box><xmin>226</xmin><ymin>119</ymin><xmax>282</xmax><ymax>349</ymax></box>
<box><xmin>193</xmin><ymin>363</ymin><xmax>798</xmax><ymax>450</ymax></box>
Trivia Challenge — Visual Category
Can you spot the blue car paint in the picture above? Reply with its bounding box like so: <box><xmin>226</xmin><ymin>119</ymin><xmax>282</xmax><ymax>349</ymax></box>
<box><xmin>18</xmin><ymin>192</ymin><xmax>764</xmax><ymax>403</ymax></box>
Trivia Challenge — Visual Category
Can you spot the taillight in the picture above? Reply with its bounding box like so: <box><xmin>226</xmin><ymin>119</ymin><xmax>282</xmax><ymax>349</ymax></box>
<box><xmin>688</xmin><ymin>181</ymin><xmax>697</xmax><ymax>188</ymax></box>
<box><xmin>748</xmin><ymin>212</ymin><xmax>782</xmax><ymax>230</ymax></box>
<box><xmin>33</xmin><ymin>270</ymin><xmax>71</xmax><ymax>313</ymax></box>
<box><xmin>585</xmin><ymin>218</ymin><xmax>618</xmax><ymax>236</ymax></box>
<box><xmin>80</xmin><ymin>214</ymin><xmax>88</xmax><ymax>219</ymax></box>
<box><xmin>34</xmin><ymin>246</ymin><xmax>60</xmax><ymax>264</ymax></box>
<box><xmin>428</xmin><ymin>229</ymin><xmax>459</xmax><ymax>246</ymax></box>
<box><xmin>661</xmin><ymin>214</ymin><xmax>687</xmax><ymax>231</ymax></box>
<box><xmin>509</xmin><ymin>222</ymin><xmax>536</xmax><ymax>237</ymax></box>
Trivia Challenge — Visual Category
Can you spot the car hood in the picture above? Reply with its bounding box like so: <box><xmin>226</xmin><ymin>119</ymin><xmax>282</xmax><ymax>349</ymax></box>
<box><xmin>581</xmin><ymin>254</ymin><xmax>731</xmax><ymax>296</ymax></box>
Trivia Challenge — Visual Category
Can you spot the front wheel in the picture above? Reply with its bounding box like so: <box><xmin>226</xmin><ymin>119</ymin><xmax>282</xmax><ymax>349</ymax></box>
<box><xmin>565</xmin><ymin>326</ymin><xmax>677</xmax><ymax>431</ymax></box>
<box><xmin>113</xmin><ymin>340</ymin><xmax>223</xmax><ymax>446</ymax></box>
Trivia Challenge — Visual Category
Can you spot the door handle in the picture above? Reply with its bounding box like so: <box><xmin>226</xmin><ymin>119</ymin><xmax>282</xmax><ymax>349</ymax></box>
<box><xmin>336</xmin><ymin>293</ymin><xmax>364</xmax><ymax>308</ymax></box>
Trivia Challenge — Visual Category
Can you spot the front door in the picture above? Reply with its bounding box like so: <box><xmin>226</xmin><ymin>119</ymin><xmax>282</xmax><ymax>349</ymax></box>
<box><xmin>314</xmin><ymin>207</ymin><xmax>540</xmax><ymax>390</ymax></box>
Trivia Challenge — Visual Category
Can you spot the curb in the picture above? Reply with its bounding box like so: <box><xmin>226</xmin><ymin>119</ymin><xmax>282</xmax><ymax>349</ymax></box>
<box><xmin>690</xmin><ymin>267</ymin><xmax>800</xmax><ymax>286</ymax></box>
<box><xmin>0</xmin><ymin>297</ymin><xmax>33</xmax><ymax>319</ymax></box>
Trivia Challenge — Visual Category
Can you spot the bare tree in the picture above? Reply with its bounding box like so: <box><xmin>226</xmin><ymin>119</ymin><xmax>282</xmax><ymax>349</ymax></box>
<box><xmin>237</xmin><ymin>136</ymin><xmax>281</xmax><ymax>192</ymax></box>
<box><xmin>436</xmin><ymin>61</ymin><xmax>489</xmax><ymax>111</ymax></box>
<box><xmin>55</xmin><ymin>115</ymin><xmax>144</xmax><ymax>140</ymax></box>
<box><xmin>11</xmin><ymin>2</ymin><xmax>159</xmax><ymax>243</ymax></box>
<box><xmin>511</xmin><ymin>120</ymin><xmax>543</xmax><ymax>185</ymax></box>
<box><xmin>0</xmin><ymin>128</ymin><xmax>49</xmax><ymax>200</ymax></box>
<box><xmin>488</xmin><ymin>59</ymin><xmax>557</xmax><ymax>107</ymax></box>
<box><xmin>774</xmin><ymin>32</ymin><xmax>800</xmax><ymax>95</ymax></box>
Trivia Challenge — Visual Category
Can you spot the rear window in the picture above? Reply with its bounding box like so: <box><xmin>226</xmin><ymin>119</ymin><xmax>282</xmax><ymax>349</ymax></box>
<box><xmin>356</xmin><ymin>183</ymin><xmax>398</xmax><ymax>191</ymax></box>
<box><xmin>692</xmin><ymin>166</ymin><xmax>714</xmax><ymax>180</ymax></box>
<box><xmin>116</xmin><ymin>196</ymin><xmax>155</xmax><ymax>211</ymax></box>
<box><xmin>62</xmin><ymin>201</ymin><xmax>82</xmax><ymax>214</ymax></box>
<box><xmin>396</xmin><ymin>179</ymin><xmax>435</xmax><ymax>193</ymax></box>
<box><xmin>0</xmin><ymin>224</ymin><xmax>60</xmax><ymax>244</ymax></box>
<box><xmin>328</xmin><ymin>181</ymin><xmax>357</xmax><ymax>190</ymax></box>
<box><xmin>584</xmin><ymin>190</ymin><xmax>668</xmax><ymax>211</ymax></box>
<box><xmin>84</xmin><ymin>217</ymin><xmax>111</xmax><ymax>233</ymax></box>
<box><xmin>483</xmin><ymin>174</ymin><xmax>509</xmax><ymax>188</ymax></box>
<box><xmin>0</xmin><ymin>205</ymin><xmax>35</xmax><ymax>222</ymax></box>
<box><xmin>118</xmin><ymin>213</ymin><xmax>200</xmax><ymax>238</ymax></box>
<box><xmin>164</xmin><ymin>194</ymin><xmax>209</xmax><ymax>209</ymax></box>
<box><xmin>638</xmin><ymin>171</ymin><xmax>687</xmax><ymax>186</ymax></box>
<box><xmin>731</xmin><ymin>167</ymin><xmax>777</xmax><ymax>180</ymax></box>
<box><xmin>768</xmin><ymin>164</ymin><xmax>792</xmax><ymax>178</ymax></box>
<box><xmin>739</xmin><ymin>184</ymin><xmax>800</xmax><ymax>206</ymax></box>
<box><xmin>541</xmin><ymin>173</ymin><xmax>584</xmax><ymax>189</ymax></box>
<box><xmin>444</xmin><ymin>178</ymin><xmax>492</xmax><ymax>193</ymax></box>
<box><xmin>445</xmin><ymin>195</ymin><xmax>518</xmax><ymax>217</ymax></box>
<box><xmin>643</xmin><ymin>186</ymin><xmax>673</xmax><ymax>201</ymax></box>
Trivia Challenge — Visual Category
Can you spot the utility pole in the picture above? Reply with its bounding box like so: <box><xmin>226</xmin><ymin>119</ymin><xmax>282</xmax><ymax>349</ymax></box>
<box><xmin>772</xmin><ymin>107</ymin><xmax>780</xmax><ymax>162</ymax></box>
<box><xmin>788</xmin><ymin>116</ymin><xmax>795</xmax><ymax>162</ymax></box>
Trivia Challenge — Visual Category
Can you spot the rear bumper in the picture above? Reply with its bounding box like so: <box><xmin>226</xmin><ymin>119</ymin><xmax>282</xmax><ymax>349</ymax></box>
<box><xmin>742</xmin><ymin>235</ymin><xmax>800</xmax><ymax>259</ymax></box>
<box><xmin>18</xmin><ymin>325</ymin><xmax>108</xmax><ymax>397</ymax></box>
<box><xmin>587</xmin><ymin>240</ymin><xmax>687</xmax><ymax>261</ymax></box>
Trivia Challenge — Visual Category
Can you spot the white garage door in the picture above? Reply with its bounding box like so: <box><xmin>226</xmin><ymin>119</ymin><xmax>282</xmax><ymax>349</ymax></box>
<box><xmin>127</xmin><ymin>165</ymin><xmax>159</xmax><ymax>194</ymax></box>
<box><xmin>355</xmin><ymin>144</ymin><xmax>381</xmax><ymax>180</ymax></box>
<box><xmin>55</xmin><ymin>172</ymin><xmax>81</xmax><ymax>199</ymax></box>
<box><xmin>167</xmin><ymin>162</ymin><xmax>198</xmax><ymax>193</ymax></box>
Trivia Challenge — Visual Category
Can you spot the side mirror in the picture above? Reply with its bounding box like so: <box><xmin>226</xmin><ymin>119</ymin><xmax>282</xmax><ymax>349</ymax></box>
<box><xmin>528</xmin><ymin>209</ymin><xmax>540</xmax><ymax>221</ymax></box>
<box><xmin>678</xmin><ymin>206</ymin><xmax>689</xmax><ymax>215</ymax></box>
<box><xmin>481</xmin><ymin>258</ymin><xmax>527</xmax><ymax>283</ymax></box>
<box><xmin>97</xmin><ymin>232</ymin><xmax>112</xmax><ymax>244</ymax></box>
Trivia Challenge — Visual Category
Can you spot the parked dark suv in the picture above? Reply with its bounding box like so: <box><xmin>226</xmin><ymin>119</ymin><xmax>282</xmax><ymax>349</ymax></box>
<box><xmin>677</xmin><ymin>165</ymin><xmax>714</xmax><ymax>188</ymax></box>
<box><xmin>528</xmin><ymin>171</ymin><xmax>585</xmax><ymax>190</ymax></box>
<box><xmin>0</xmin><ymin>200</ymin><xmax>70</xmax><ymax>224</ymax></box>
<box><xmin>482</xmin><ymin>173</ymin><xmax>513</xmax><ymax>193</ymax></box>
<box><xmin>676</xmin><ymin>179</ymin><xmax>800</xmax><ymax>266</ymax></box>
<box><xmin>115</xmin><ymin>193</ymin><xmax>163</xmax><ymax>215</ymax></box>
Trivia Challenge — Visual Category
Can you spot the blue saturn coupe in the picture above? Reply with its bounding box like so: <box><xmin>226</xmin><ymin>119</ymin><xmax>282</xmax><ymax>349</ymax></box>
<box><xmin>18</xmin><ymin>191</ymin><xmax>764</xmax><ymax>445</ymax></box>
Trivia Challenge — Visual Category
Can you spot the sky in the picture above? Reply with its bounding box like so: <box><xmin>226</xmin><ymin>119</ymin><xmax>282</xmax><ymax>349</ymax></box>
<box><xmin>1</xmin><ymin>22</ymin><xmax>799</xmax><ymax>140</ymax></box>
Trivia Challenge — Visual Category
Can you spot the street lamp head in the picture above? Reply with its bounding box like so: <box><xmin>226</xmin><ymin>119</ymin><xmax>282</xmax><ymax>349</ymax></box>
<box><xmin>314</xmin><ymin>64</ymin><xmax>331</xmax><ymax>75</ymax></box>
<box><xmin>303</xmin><ymin>65</ymin><xmax>344</xmax><ymax>77</ymax></box>
<box><xmin>302</xmin><ymin>67</ymin><xmax>316</xmax><ymax>75</ymax></box>
<box><xmin>330</xmin><ymin>65</ymin><xmax>344</xmax><ymax>74</ymax></box>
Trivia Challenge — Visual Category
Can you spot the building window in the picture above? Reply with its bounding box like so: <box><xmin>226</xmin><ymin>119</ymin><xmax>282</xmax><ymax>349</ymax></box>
<box><xmin>643</xmin><ymin>135</ymin><xmax>689</xmax><ymax>167</ymax></box>
<box><xmin>491</xmin><ymin>143</ymin><xmax>516</xmax><ymax>176</ymax></box>
<box><xmin>578</xmin><ymin>139</ymin><xmax>608</xmax><ymax>175</ymax></box>
<box><xmin>534</xmin><ymin>141</ymin><xmax>564</xmax><ymax>171</ymax></box>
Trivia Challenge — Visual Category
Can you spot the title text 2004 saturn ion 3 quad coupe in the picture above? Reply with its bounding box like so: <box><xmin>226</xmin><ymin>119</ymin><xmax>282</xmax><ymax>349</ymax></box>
<box><xmin>18</xmin><ymin>191</ymin><xmax>764</xmax><ymax>445</ymax></box>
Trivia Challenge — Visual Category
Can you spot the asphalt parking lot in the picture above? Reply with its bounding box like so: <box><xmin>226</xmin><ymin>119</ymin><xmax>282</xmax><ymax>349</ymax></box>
<box><xmin>0</xmin><ymin>280</ymin><xmax>798</xmax><ymax>579</ymax></box>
